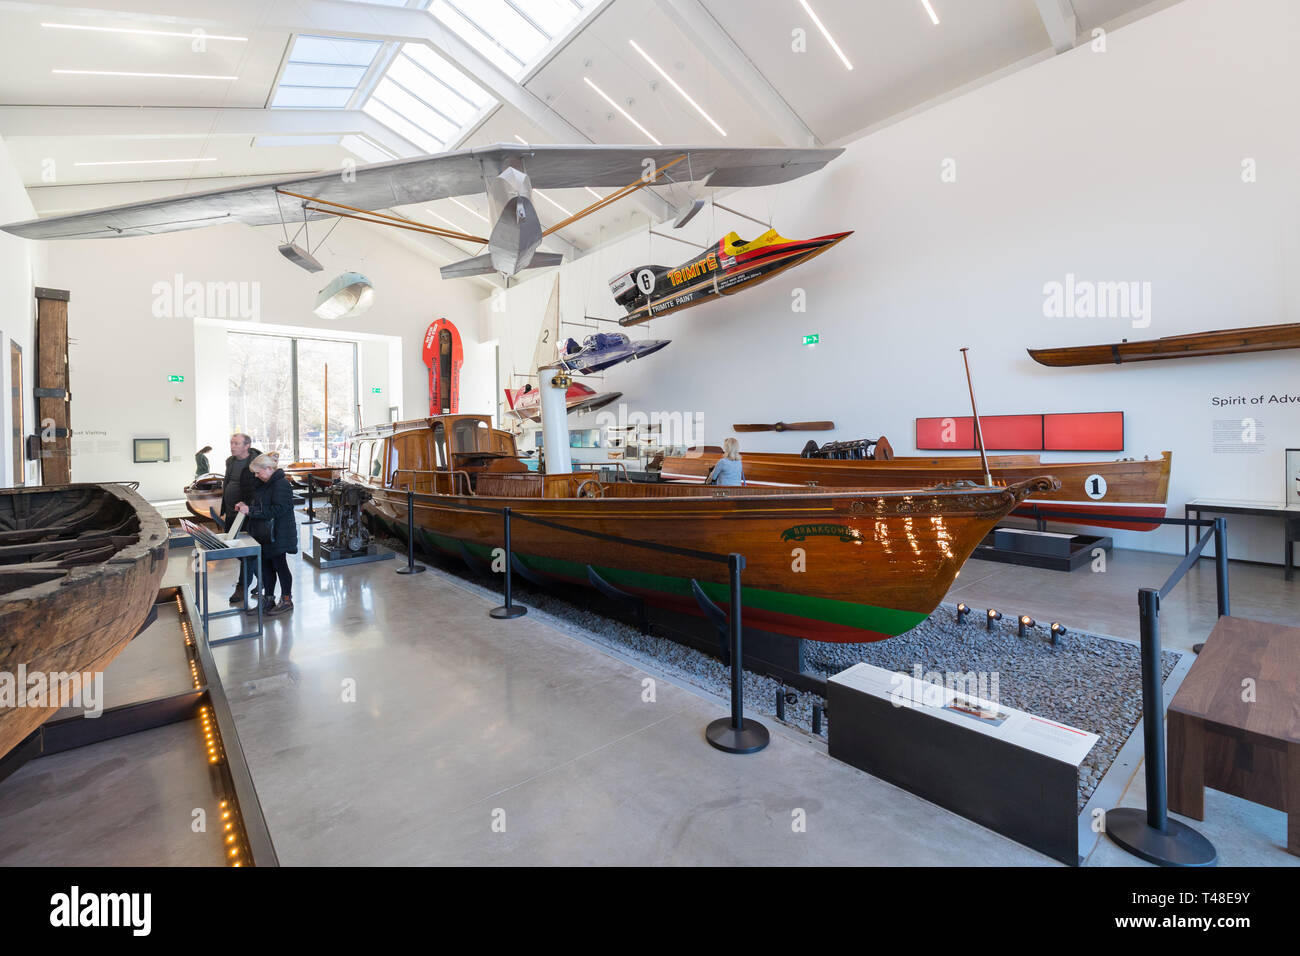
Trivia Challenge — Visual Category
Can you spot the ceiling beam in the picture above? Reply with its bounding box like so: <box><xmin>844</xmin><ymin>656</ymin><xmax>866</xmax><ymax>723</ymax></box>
<box><xmin>1035</xmin><ymin>0</ymin><xmax>1079</xmax><ymax>54</ymax></box>
<box><xmin>655</xmin><ymin>0</ymin><xmax>818</xmax><ymax>148</ymax></box>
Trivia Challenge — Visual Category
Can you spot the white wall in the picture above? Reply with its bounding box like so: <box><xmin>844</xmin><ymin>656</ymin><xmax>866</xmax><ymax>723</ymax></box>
<box><xmin>0</xmin><ymin>135</ymin><xmax>41</xmax><ymax>488</ymax></box>
<box><xmin>489</xmin><ymin>0</ymin><xmax>1300</xmax><ymax>564</ymax></box>
<box><xmin>38</xmin><ymin>219</ymin><xmax>485</xmax><ymax>500</ymax></box>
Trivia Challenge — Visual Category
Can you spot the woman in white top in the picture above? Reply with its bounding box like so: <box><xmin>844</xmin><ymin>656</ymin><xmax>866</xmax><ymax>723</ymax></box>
<box><xmin>707</xmin><ymin>437</ymin><xmax>746</xmax><ymax>486</ymax></box>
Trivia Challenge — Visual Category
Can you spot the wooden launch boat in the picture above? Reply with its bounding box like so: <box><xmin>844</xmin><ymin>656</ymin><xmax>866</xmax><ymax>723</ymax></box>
<box><xmin>0</xmin><ymin>483</ymin><xmax>168</xmax><ymax>758</ymax></box>
<box><xmin>1027</xmin><ymin>323</ymin><xmax>1300</xmax><ymax>367</ymax></box>
<box><xmin>660</xmin><ymin>448</ymin><xmax>1172</xmax><ymax>531</ymax></box>
<box><xmin>344</xmin><ymin>414</ymin><xmax>1057</xmax><ymax>643</ymax></box>
<box><xmin>284</xmin><ymin>462</ymin><xmax>339</xmax><ymax>488</ymax></box>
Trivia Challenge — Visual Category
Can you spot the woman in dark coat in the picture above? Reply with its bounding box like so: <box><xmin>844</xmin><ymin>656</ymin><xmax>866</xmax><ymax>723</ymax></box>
<box><xmin>236</xmin><ymin>453</ymin><xmax>298</xmax><ymax>615</ymax></box>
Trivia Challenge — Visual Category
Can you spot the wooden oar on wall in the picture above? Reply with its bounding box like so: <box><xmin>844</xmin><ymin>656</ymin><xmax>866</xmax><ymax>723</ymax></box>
<box><xmin>733</xmin><ymin>421</ymin><xmax>834</xmax><ymax>433</ymax></box>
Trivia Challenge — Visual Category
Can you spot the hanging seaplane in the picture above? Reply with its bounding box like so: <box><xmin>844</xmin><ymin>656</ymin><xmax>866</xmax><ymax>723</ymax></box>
<box><xmin>1</xmin><ymin>144</ymin><xmax>844</xmax><ymax>281</ymax></box>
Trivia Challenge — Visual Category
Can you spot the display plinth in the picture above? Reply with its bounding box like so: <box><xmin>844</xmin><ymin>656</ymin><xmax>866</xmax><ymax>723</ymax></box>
<box><xmin>303</xmin><ymin>530</ymin><xmax>396</xmax><ymax>569</ymax></box>
<box><xmin>974</xmin><ymin>526</ymin><xmax>1112</xmax><ymax>572</ymax></box>
<box><xmin>827</xmin><ymin>663</ymin><xmax>1098</xmax><ymax>865</ymax></box>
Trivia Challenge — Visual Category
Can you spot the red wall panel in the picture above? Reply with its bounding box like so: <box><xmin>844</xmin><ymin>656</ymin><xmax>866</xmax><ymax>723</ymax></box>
<box><xmin>916</xmin><ymin>412</ymin><xmax>1124</xmax><ymax>451</ymax></box>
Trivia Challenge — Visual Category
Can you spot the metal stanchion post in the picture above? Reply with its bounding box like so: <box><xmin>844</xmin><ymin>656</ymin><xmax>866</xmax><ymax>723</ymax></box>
<box><xmin>1214</xmin><ymin>517</ymin><xmax>1229</xmax><ymax>618</ymax></box>
<box><xmin>395</xmin><ymin>487</ymin><xmax>425</xmax><ymax>575</ymax></box>
<box><xmin>1105</xmin><ymin>587</ymin><xmax>1216</xmax><ymax>866</ymax></box>
<box><xmin>301</xmin><ymin>475</ymin><xmax>318</xmax><ymax>525</ymax></box>
<box><xmin>490</xmin><ymin>506</ymin><xmax>527</xmax><ymax>619</ymax></box>
<box><xmin>706</xmin><ymin>553</ymin><xmax>769</xmax><ymax>754</ymax></box>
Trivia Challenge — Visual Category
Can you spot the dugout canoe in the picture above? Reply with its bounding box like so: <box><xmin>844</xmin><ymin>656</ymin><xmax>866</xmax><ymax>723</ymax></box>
<box><xmin>344</xmin><ymin>414</ymin><xmax>1058</xmax><ymax>643</ymax></box>
<box><xmin>0</xmin><ymin>483</ymin><xmax>168</xmax><ymax>758</ymax></box>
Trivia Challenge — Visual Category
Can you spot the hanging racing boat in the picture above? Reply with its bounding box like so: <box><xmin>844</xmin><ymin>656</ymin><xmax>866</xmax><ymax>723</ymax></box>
<box><xmin>1027</xmin><ymin>323</ymin><xmax>1300</xmax><ymax>367</ymax></box>
<box><xmin>343</xmin><ymin>413</ymin><xmax>1057</xmax><ymax>643</ymax></box>
<box><xmin>661</xmin><ymin>447</ymin><xmax>1173</xmax><ymax>531</ymax></box>
<box><xmin>548</xmin><ymin>332</ymin><xmax>671</xmax><ymax>375</ymax></box>
<box><xmin>504</xmin><ymin>382</ymin><xmax>623</xmax><ymax>422</ymax></box>
<box><xmin>423</xmin><ymin>318</ymin><xmax>464</xmax><ymax>415</ymax></box>
<box><xmin>612</xmin><ymin>228</ymin><xmax>852</xmax><ymax>326</ymax></box>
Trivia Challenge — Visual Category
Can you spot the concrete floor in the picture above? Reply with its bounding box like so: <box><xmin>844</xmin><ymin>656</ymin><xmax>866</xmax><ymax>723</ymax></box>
<box><xmin>2</xmin><ymin>531</ymin><xmax>1295</xmax><ymax>867</ymax></box>
<box><xmin>195</xmin><ymin>550</ymin><xmax>1050</xmax><ymax>865</ymax></box>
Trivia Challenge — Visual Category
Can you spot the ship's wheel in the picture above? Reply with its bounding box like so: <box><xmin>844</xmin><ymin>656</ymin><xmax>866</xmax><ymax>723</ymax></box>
<box><xmin>575</xmin><ymin>479</ymin><xmax>604</xmax><ymax>499</ymax></box>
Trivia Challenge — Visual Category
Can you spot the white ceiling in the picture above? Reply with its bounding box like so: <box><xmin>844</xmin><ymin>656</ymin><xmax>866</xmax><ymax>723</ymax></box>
<box><xmin>2</xmin><ymin>0</ymin><xmax>1181</xmax><ymax>274</ymax></box>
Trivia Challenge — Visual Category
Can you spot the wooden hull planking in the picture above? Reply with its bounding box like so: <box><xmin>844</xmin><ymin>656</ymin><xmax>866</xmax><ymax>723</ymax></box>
<box><xmin>0</xmin><ymin>483</ymin><xmax>169</xmax><ymax>758</ymax></box>
<box><xmin>361</xmin><ymin>477</ymin><xmax>1057</xmax><ymax>643</ymax></box>
<box><xmin>660</xmin><ymin>451</ymin><xmax>1172</xmax><ymax>531</ymax></box>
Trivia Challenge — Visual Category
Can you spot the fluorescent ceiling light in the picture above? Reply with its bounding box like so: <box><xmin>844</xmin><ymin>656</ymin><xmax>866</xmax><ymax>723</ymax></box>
<box><xmin>920</xmin><ymin>1</ymin><xmax>941</xmax><ymax>25</ymax></box>
<box><xmin>534</xmin><ymin>190</ymin><xmax>574</xmax><ymax>218</ymax></box>
<box><xmin>75</xmin><ymin>157</ymin><xmax>218</xmax><ymax>166</ymax></box>
<box><xmin>449</xmin><ymin>197</ymin><xmax>488</xmax><ymax>222</ymax></box>
<box><xmin>628</xmin><ymin>40</ymin><xmax>725</xmax><ymax>137</ymax></box>
<box><xmin>796</xmin><ymin>0</ymin><xmax>853</xmax><ymax>70</ymax></box>
<box><xmin>513</xmin><ymin>134</ymin><xmax>529</xmax><ymax>144</ymax></box>
<box><xmin>583</xmin><ymin>76</ymin><xmax>661</xmax><ymax>145</ymax></box>
<box><xmin>585</xmin><ymin>187</ymin><xmax>602</xmax><ymax>199</ymax></box>
<box><xmin>53</xmin><ymin>69</ymin><xmax>238</xmax><ymax>80</ymax></box>
<box><xmin>42</xmin><ymin>22</ymin><xmax>248</xmax><ymax>41</ymax></box>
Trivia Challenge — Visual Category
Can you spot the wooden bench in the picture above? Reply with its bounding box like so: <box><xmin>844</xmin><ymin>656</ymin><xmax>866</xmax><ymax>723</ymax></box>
<box><xmin>1167</xmin><ymin>616</ymin><xmax>1300</xmax><ymax>855</ymax></box>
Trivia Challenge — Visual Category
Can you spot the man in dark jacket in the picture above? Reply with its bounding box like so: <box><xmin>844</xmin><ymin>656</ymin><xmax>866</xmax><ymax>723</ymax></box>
<box><xmin>222</xmin><ymin>433</ymin><xmax>262</xmax><ymax>603</ymax></box>
<box><xmin>236</xmin><ymin>454</ymin><xmax>298</xmax><ymax>615</ymax></box>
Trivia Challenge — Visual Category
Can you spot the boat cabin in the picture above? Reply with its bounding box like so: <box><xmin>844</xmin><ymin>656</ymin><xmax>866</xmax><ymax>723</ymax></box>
<box><xmin>342</xmin><ymin>414</ymin><xmax>600</xmax><ymax>498</ymax></box>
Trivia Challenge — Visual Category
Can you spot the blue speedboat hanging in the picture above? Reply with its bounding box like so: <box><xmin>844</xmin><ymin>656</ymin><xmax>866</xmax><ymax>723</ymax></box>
<box><xmin>546</xmin><ymin>332</ymin><xmax>670</xmax><ymax>375</ymax></box>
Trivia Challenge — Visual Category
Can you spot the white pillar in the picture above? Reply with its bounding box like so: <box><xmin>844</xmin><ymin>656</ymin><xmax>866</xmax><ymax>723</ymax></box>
<box><xmin>539</xmin><ymin>369</ymin><xmax>572</xmax><ymax>475</ymax></box>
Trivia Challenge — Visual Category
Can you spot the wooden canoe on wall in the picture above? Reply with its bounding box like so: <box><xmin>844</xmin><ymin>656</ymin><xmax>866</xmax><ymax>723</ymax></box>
<box><xmin>344</xmin><ymin>412</ymin><xmax>1059</xmax><ymax>643</ymax></box>
<box><xmin>660</xmin><ymin>450</ymin><xmax>1172</xmax><ymax>531</ymax></box>
<box><xmin>0</xmin><ymin>483</ymin><xmax>169</xmax><ymax>758</ymax></box>
<box><xmin>1027</xmin><ymin>323</ymin><xmax>1300</xmax><ymax>367</ymax></box>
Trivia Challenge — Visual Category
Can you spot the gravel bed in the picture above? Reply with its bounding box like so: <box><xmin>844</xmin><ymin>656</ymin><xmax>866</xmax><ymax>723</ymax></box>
<box><xmin>370</xmin><ymin>529</ymin><xmax>1179</xmax><ymax>812</ymax></box>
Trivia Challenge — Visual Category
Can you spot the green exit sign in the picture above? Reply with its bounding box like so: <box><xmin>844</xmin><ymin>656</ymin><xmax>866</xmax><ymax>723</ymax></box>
<box><xmin>168</xmin><ymin>374</ymin><xmax>184</xmax><ymax>383</ymax></box>
<box><xmin>371</xmin><ymin>386</ymin><xmax>382</xmax><ymax>394</ymax></box>
<box><xmin>802</xmin><ymin>334</ymin><xmax>819</xmax><ymax>347</ymax></box>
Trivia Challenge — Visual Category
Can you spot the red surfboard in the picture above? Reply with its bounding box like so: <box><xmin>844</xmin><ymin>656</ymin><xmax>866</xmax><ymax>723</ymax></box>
<box><xmin>423</xmin><ymin>319</ymin><xmax>463</xmax><ymax>415</ymax></box>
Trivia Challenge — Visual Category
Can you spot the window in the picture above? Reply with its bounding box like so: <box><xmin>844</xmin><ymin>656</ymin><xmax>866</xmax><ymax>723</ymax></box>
<box><xmin>452</xmin><ymin>417</ymin><xmax>483</xmax><ymax>453</ymax></box>
<box><xmin>369</xmin><ymin>440</ymin><xmax>386</xmax><ymax>480</ymax></box>
<box><xmin>432</xmin><ymin>422</ymin><xmax>447</xmax><ymax>469</ymax></box>
<box><xmin>228</xmin><ymin>331</ymin><xmax>359</xmax><ymax>464</ymax></box>
<box><xmin>272</xmin><ymin>34</ymin><xmax>383</xmax><ymax>110</ymax></box>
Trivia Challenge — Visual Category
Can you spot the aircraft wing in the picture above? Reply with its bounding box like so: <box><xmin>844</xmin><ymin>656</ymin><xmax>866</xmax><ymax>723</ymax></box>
<box><xmin>1</xmin><ymin>144</ymin><xmax>844</xmax><ymax>241</ymax></box>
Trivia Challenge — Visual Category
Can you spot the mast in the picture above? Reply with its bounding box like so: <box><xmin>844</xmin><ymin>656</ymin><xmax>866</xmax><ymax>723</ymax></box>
<box><xmin>323</xmin><ymin>362</ymin><xmax>328</xmax><ymax>463</ymax></box>
<box><xmin>959</xmin><ymin>347</ymin><xmax>993</xmax><ymax>486</ymax></box>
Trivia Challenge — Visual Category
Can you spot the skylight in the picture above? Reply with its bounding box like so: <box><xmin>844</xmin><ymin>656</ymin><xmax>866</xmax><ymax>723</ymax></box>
<box><xmin>272</xmin><ymin>35</ymin><xmax>383</xmax><ymax>109</ymax></box>
<box><xmin>361</xmin><ymin>0</ymin><xmax>597</xmax><ymax>155</ymax></box>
